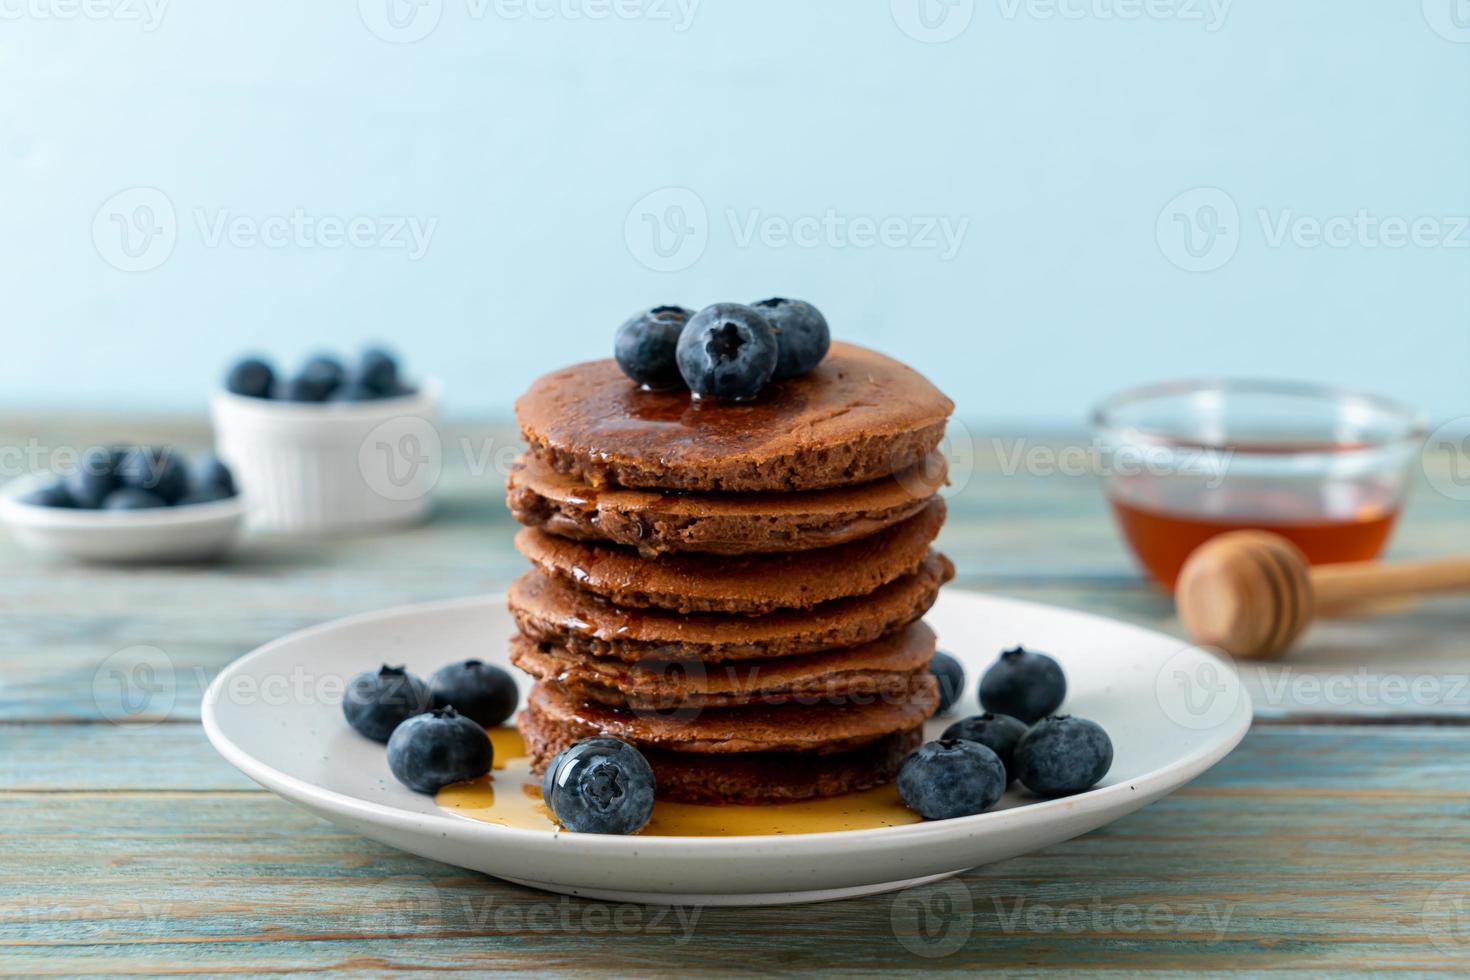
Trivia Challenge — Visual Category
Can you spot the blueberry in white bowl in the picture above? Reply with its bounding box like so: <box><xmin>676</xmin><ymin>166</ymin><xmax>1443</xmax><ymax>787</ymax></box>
<box><xmin>387</xmin><ymin>707</ymin><xmax>493</xmax><ymax>794</ymax></box>
<box><xmin>751</xmin><ymin>297</ymin><xmax>830</xmax><ymax>380</ymax></box>
<box><xmin>676</xmin><ymin>303</ymin><xmax>779</xmax><ymax>401</ymax></box>
<box><xmin>542</xmin><ymin>737</ymin><xmax>656</xmax><ymax>835</ymax></box>
<box><xmin>979</xmin><ymin>646</ymin><xmax>1067</xmax><ymax>724</ymax></box>
<box><xmin>897</xmin><ymin>739</ymin><xmax>1007</xmax><ymax>820</ymax></box>
<box><xmin>343</xmin><ymin>665</ymin><xmax>431</xmax><ymax>743</ymax></box>
<box><xmin>115</xmin><ymin>446</ymin><xmax>189</xmax><ymax>504</ymax></box>
<box><xmin>184</xmin><ymin>455</ymin><xmax>237</xmax><ymax>505</ymax></box>
<box><xmin>67</xmin><ymin>446</ymin><xmax>117</xmax><ymax>509</ymax></box>
<box><xmin>428</xmin><ymin>659</ymin><xmax>518</xmax><ymax>730</ymax></box>
<box><xmin>615</xmin><ymin>306</ymin><xmax>692</xmax><ymax>389</ymax></box>
<box><xmin>226</xmin><ymin>357</ymin><xmax>275</xmax><ymax>399</ymax></box>
<box><xmin>1014</xmin><ymin>715</ymin><xmax>1114</xmax><ymax>797</ymax></box>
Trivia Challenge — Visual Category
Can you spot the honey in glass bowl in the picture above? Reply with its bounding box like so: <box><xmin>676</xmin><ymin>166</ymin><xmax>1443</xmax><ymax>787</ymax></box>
<box><xmin>1092</xmin><ymin>381</ymin><xmax>1426</xmax><ymax>592</ymax></box>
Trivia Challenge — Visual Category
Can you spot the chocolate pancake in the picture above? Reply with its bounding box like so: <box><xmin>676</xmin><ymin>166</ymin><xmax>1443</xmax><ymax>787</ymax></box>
<box><xmin>507</xmin><ymin>451</ymin><xmax>947</xmax><ymax>556</ymax></box>
<box><xmin>507</xmin><ymin>552</ymin><xmax>954</xmax><ymax>663</ymax></box>
<box><xmin>523</xmin><ymin>675</ymin><xmax>938</xmax><ymax>754</ymax></box>
<box><xmin>515</xmin><ymin>498</ymin><xmax>945</xmax><ymax>615</ymax></box>
<box><xmin>515</xmin><ymin>341</ymin><xmax>954</xmax><ymax>492</ymax></box>
<box><xmin>521</xmin><ymin>702</ymin><xmax>924</xmax><ymax>804</ymax></box>
<box><xmin>509</xmin><ymin>621</ymin><xmax>937</xmax><ymax>709</ymax></box>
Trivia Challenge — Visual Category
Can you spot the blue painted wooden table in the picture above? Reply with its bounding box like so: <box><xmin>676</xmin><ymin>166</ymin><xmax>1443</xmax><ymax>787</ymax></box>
<box><xmin>3</xmin><ymin>419</ymin><xmax>1469</xmax><ymax>974</ymax></box>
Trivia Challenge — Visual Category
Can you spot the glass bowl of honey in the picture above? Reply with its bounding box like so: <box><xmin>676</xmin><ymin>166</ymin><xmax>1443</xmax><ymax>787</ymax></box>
<box><xmin>1092</xmin><ymin>379</ymin><xmax>1426</xmax><ymax>591</ymax></box>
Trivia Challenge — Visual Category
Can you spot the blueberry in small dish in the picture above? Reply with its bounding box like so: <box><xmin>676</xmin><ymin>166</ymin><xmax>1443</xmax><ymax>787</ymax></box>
<box><xmin>615</xmin><ymin>306</ymin><xmax>692</xmax><ymax>390</ymax></box>
<box><xmin>676</xmin><ymin>303</ymin><xmax>779</xmax><ymax>401</ymax></box>
<box><xmin>20</xmin><ymin>479</ymin><xmax>74</xmax><ymax>508</ymax></box>
<box><xmin>66</xmin><ymin>446</ymin><xmax>117</xmax><ymax>509</ymax></box>
<box><xmin>225</xmin><ymin>357</ymin><xmax>276</xmax><ymax>399</ymax></box>
<box><xmin>897</xmin><ymin>738</ymin><xmax>1008</xmax><ymax>820</ymax></box>
<box><xmin>183</xmin><ymin>455</ymin><xmax>237</xmax><ymax>505</ymax></box>
<box><xmin>941</xmin><ymin>712</ymin><xmax>1029</xmax><ymax>783</ymax></box>
<box><xmin>428</xmin><ymin>659</ymin><xmax>518</xmax><ymax>730</ymax></box>
<box><xmin>929</xmin><ymin>650</ymin><xmax>966</xmax><ymax>715</ymax></box>
<box><xmin>387</xmin><ymin>707</ymin><xmax>493</xmax><ymax>794</ymax></box>
<box><xmin>102</xmin><ymin>487</ymin><xmax>167</xmax><ymax>510</ymax></box>
<box><xmin>115</xmin><ymin>446</ymin><xmax>189</xmax><ymax>505</ymax></box>
<box><xmin>357</xmin><ymin>346</ymin><xmax>401</xmax><ymax>396</ymax></box>
<box><xmin>343</xmin><ymin>664</ymin><xmax>431</xmax><ymax>743</ymax></box>
<box><xmin>751</xmin><ymin>298</ymin><xmax>830</xmax><ymax>379</ymax></box>
<box><xmin>979</xmin><ymin>646</ymin><xmax>1067</xmax><ymax>724</ymax></box>
<box><xmin>542</xmin><ymin>737</ymin><xmax>656</xmax><ymax>835</ymax></box>
<box><xmin>1014</xmin><ymin>715</ymin><xmax>1114</xmax><ymax>796</ymax></box>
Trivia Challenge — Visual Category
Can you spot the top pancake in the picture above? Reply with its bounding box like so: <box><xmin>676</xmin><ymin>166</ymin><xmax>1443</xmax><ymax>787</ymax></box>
<box><xmin>515</xmin><ymin>341</ymin><xmax>954</xmax><ymax>492</ymax></box>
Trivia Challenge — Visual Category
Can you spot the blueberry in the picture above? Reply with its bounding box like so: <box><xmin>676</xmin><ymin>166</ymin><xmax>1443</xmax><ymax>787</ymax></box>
<box><xmin>328</xmin><ymin>379</ymin><xmax>384</xmax><ymax>402</ymax></box>
<box><xmin>343</xmin><ymin>664</ymin><xmax>431</xmax><ymax>743</ymax></box>
<box><xmin>615</xmin><ymin>306</ymin><xmax>692</xmax><ymax>389</ymax></box>
<box><xmin>387</xmin><ymin>707</ymin><xmax>493</xmax><ymax>794</ymax></box>
<box><xmin>358</xmin><ymin>347</ymin><xmax>400</xmax><ymax>395</ymax></box>
<box><xmin>929</xmin><ymin>650</ymin><xmax>965</xmax><ymax>715</ymax></box>
<box><xmin>66</xmin><ymin>446</ymin><xmax>118</xmax><ymax>508</ymax></box>
<box><xmin>115</xmin><ymin>446</ymin><xmax>188</xmax><ymax>504</ymax></box>
<box><xmin>302</xmin><ymin>354</ymin><xmax>346</xmax><ymax>387</ymax></box>
<box><xmin>676</xmin><ymin>303</ymin><xmax>779</xmax><ymax>401</ymax></box>
<box><xmin>21</xmin><ymin>479</ymin><xmax>74</xmax><ymax>508</ymax></box>
<box><xmin>182</xmin><ymin>455</ymin><xmax>237</xmax><ymax>504</ymax></box>
<box><xmin>102</xmin><ymin>487</ymin><xmax>167</xmax><ymax>510</ymax></box>
<box><xmin>942</xmin><ymin>712</ymin><xmax>1029</xmax><ymax>783</ymax></box>
<box><xmin>897</xmin><ymin>739</ymin><xmax>1007</xmax><ymax>820</ymax></box>
<box><xmin>543</xmin><ymin>737</ymin><xmax>656</xmax><ymax>835</ymax></box>
<box><xmin>428</xmin><ymin>659</ymin><xmax>518</xmax><ymax>730</ymax></box>
<box><xmin>279</xmin><ymin>365</ymin><xmax>340</xmax><ymax>402</ymax></box>
<box><xmin>1014</xmin><ymin>715</ymin><xmax>1113</xmax><ymax>797</ymax></box>
<box><xmin>979</xmin><ymin>646</ymin><xmax>1066</xmax><ymax>724</ymax></box>
<box><xmin>225</xmin><ymin>357</ymin><xmax>275</xmax><ymax>399</ymax></box>
<box><xmin>751</xmin><ymin>298</ymin><xmax>830</xmax><ymax>379</ymax></box>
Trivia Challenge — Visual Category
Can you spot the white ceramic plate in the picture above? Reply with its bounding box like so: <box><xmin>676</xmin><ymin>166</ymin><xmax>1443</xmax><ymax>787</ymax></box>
<box><xmin>0</xmin><ymin>476</ymin><xmax>246</xmax><ymax>562</ymax></box>
<box><xmin>202</xmin><ymin>591</ymin><xmax>1251</xmax><ymax>906</ymax></box>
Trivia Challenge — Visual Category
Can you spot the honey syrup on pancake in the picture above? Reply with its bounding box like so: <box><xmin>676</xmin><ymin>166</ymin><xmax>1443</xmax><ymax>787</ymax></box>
<box><xmin>436</xmin><ymin>728</ymin><xmax>923</xmax><ymax>837</ymax></box>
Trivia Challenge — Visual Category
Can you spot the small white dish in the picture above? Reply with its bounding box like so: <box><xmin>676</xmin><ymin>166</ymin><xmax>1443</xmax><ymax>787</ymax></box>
<box><xmin>202</xmin><ymin>589</ymin><xmax>1251</xmax><ymax>906</ymax></box>
<box><xmin>0</xmin><ymin>476</ymin><xmax>246</xmax><ymax>563</ymax></box>
<box><xmin>210</xmin><ymin>381</ymin><xmax>441</xmax><ymax>534</ymax></box>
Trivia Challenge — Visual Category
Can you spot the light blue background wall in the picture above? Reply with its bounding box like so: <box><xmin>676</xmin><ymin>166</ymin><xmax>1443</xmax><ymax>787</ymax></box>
<box><xmin>3</xmin><ymin>1</ymin><xmax>1467</xmax><ymax>424</ymax></box>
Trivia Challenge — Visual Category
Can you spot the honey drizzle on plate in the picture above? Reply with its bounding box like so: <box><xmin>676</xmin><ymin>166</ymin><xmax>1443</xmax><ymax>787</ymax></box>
<box><xmin>435</xmin><ymin>728</ymin><xmax>923</xmax><ymax>837</ymax></box>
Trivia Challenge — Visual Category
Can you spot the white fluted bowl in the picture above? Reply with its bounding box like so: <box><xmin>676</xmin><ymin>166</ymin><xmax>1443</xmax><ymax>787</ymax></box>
<box><xmin>210</xmin><ymin>381</ymin><xmax>442</xmax><ymax>534</ymax></box>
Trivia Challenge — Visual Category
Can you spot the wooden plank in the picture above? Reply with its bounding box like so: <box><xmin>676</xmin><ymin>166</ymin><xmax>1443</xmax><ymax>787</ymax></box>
<box><xmin>3</xmin><ymin>726</ymin><xmax>1469</xmax><ymax>973</ymax></box>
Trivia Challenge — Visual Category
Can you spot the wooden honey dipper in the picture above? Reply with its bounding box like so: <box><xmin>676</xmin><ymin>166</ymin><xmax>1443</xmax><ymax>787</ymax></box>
<box><xmin>1176</xmin><ymin>530</ymin><xmax>1470</xmax><ymax>659</ymax></box>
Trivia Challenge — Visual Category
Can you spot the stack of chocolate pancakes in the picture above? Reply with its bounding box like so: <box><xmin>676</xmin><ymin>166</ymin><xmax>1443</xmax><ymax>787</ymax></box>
<box><xmin>507</xmin><ymin>341</ymin><xmax>956</xmax><ymax>804</ymax></box>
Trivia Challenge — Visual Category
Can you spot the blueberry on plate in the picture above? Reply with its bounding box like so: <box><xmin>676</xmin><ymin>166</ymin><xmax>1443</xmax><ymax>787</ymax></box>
<box><xmin>65</xmin><ymin>446</ymin><xmax>118</xmax><ymax>509</ymax></box>
<box><xmin>751</xmin><ymin>298</ymin><xmax>830</xmax><ymax>380</ymax></box>
<box><xmin>897</xmin><ymin>739</ymin><xmax>1007</xmax><ymax>820</ymax></box>
<box><xmin>387</xmin><ymin>707</ymin><xmax>493</xmax><ymax>794</ymax></box>
<box><xmin>428</xmin><ymin>659</ymin><xmax>518</xmax><ymax>730</ymax></box>
<box><xmin>21</xmin><ymin>479</ymin><xmax>74</xmax><ymax>508</ymax></box>
<box><xmin>543</xmin><ymin>737</ymin><xmax>656</xmax><ymax>835</ymax></box>
<box><xmin>115</xmin><ymin>446</ymin><xmax>188</xmax><ymax>504</ymax></box>
<box><xmin>343</xmin><ymin>664</ymin><xmax>431</xmax><ymax>743</ymax></box>
<box><xmin>929</xmin><ymin>650</ymin><xmax>965</xmax><ymax>715</ymax></box>
<box><xmin>615</xmin><ymin>306</ymin><xmax>692</xmax><ymax>390</ymax></box>
<box><xmin>1014</xmin><ymin>715</ymin><xmax>1113</xmax><ymax>797</ymax></box>
<box><xmin>979</xmin><ymin>646</ymin><xmax>1066</xmax><ymax>724</ymax></box>
<box><xmin>358</xmin><ymin>347</ymin><xmax>400</xmax><ymax>395</ymax></box>
<box><xmin>182</xmin><ymin>455</ymin><xmax>237</xmax><ymax>505</ymax></box>
<box><xmin>225</xmin><ymin>357</ymin><xmax>276</xmax><ymax>399</ymax></box>
<box><xmin>102</xmin><ymin>487</ymin><xmax>167</xmax><ymax>510</ymax></box>
<box><xmin>676</xmin><ymin>303</ymin><xmax>779</xmax><ymax>401</ymax></box>
<box><xmin>942</xmin><ymin>712</ymin><xmax>1029</xmax><ymax>783</ymax></box>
